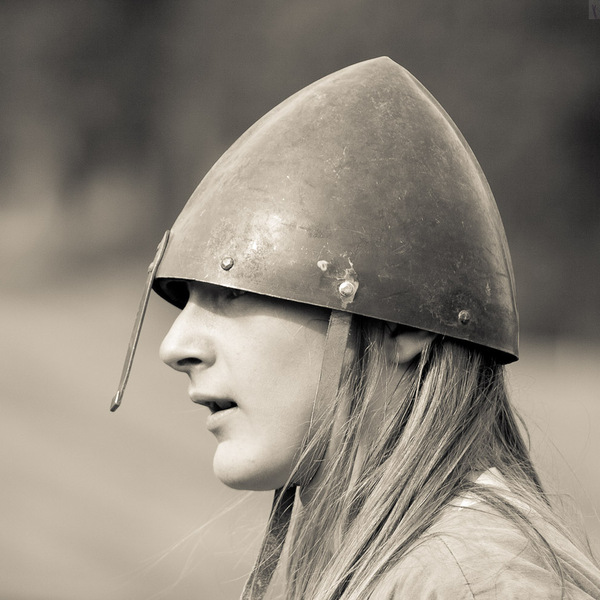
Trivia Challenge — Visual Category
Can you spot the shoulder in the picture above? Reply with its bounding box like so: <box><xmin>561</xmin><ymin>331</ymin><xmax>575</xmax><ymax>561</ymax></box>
<box><xmin>372</xmin><ymin>533</ymin><xmax>475</xmax><ymax>599</ymax></box>
<box><xmin>373</xmin><ymin>499</ymin><xmax>600</xmax><ymax>600</ymax></box>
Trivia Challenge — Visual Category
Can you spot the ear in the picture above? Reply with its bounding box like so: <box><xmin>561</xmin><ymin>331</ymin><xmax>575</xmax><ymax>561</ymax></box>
<box><xmin>383</xmin><ymin>324</ymin><xmax>436</xmax><ymax>366</ymax></box>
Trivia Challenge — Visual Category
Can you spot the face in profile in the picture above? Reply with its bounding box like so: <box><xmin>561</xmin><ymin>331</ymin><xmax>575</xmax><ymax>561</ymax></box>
<box><xmin>160</xmin><ymin>281</ymin><xmax>330</xmax><ymax>491</ymax></box>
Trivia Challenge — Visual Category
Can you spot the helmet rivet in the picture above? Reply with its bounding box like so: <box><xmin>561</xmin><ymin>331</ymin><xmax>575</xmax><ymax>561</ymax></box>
<box><xmin>220</xmin><ymin>256</ymin><xmax>235</xmax><ymax>271</ymax></box>
<box><xmin>458</xmin><ymin>310</ymin><xmax>471</xmax><ymax>324</ymax></box>
<box><xmin>339</xmin><ymin>281</ymin><xmax>355</xmax><ymax>298</ymax></box>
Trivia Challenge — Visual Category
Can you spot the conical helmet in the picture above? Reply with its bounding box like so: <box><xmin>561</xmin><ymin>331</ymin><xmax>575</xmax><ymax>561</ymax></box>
<box><xmin>153</xmin><ymin>57</ymin><xmax>518</xmax><ymax>362</ymax></box>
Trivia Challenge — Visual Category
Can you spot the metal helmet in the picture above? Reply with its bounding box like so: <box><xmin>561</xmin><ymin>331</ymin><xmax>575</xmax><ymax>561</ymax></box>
<box><xmin>153</xmin><ymin>56</ymin><xmax>518</xmax><ymax>361</ymax></box>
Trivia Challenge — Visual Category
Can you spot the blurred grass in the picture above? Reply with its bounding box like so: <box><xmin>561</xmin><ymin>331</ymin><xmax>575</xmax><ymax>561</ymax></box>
<box><xmin>0</xmin><ymin>267</ymin><xmax>598</xmax><ymax>599</ymax></box>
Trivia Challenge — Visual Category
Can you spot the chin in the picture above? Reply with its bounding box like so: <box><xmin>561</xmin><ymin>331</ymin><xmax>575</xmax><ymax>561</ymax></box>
<box><xmin>212</xmin><ymin>445</ymin><xmax>291</xmax><ymax>491</ymax></box>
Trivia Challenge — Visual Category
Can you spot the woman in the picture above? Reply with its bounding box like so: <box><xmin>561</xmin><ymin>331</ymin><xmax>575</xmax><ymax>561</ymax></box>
<box><xmin>112</xmin><ymin>58</ymin><xmax>600</xmax><ymax>599</ymax></box>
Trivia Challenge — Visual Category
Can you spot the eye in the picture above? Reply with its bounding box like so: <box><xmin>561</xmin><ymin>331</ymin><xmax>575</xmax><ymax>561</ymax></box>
<box><xmin>225</xmin><ymin>288</ymin><xmax>247</xmax><ymax>300</ymax></box>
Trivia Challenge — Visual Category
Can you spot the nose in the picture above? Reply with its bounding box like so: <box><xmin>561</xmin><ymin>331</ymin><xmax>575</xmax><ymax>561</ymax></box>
<box><xmin>159</xmin><ymin>304</ymin><xmax>216</xmax><ymax>374</ymax></box>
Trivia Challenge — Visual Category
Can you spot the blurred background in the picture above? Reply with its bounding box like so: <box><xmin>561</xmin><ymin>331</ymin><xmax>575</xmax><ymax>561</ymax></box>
<box><xmin>1</xmin><ymin>1</ymin><xmax>599</xmax><ymax>598</ymax></box>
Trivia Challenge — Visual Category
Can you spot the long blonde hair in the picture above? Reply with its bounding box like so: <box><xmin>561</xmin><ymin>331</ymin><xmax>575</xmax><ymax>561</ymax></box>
<box><xmin>272</xmin><ymin>316</ymin><xmax>594</xmax><ymax>600</ymax></box>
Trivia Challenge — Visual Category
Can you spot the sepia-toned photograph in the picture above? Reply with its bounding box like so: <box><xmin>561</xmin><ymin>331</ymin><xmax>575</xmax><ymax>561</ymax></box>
<box><xmin>1</xmin><ymin>2</ymin><xmax>599</xmax><ymax>599</ymax></box>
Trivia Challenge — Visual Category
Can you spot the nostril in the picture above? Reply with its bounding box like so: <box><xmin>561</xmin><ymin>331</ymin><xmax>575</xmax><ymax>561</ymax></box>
<box><xmin>177</xmin><ymin>357</ymin><xmax>202</xmax><ymax>368</ymax></box>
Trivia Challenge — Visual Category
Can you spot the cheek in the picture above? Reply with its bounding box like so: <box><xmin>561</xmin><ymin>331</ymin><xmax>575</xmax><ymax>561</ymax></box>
<box><xmin>213</xmin><ymin>322</ymin><xmax>327</xmax><ymax>490</ymax></box>
<box><xmin>247</xmin><ymin>315</ymin><xmax>327</xmax><ymax>410</ymax></box>
<box><xmin>278</xmin><ymin>319</ymin><xmax>328</xmax><ymax>380</ymax></box>
<box><xmin>266</xmin><ymin>328</ymin><xmax>327</xmax><ymax>427</ymax></box>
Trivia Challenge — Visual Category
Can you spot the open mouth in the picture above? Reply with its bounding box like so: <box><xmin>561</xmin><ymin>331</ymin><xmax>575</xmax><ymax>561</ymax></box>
<box><xmin>205</xmin><ymin>400</ymin><xmax>237</xmax><ymax>414</ymax></box>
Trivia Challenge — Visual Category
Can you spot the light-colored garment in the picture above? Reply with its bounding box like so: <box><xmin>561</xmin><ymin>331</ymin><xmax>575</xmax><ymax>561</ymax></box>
<box><xmin>375</xmin><ymin>470</ymin><xmax>600</xmax><ymax>599</ymax></box>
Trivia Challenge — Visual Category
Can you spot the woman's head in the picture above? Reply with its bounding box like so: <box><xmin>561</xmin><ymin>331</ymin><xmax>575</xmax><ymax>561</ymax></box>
<box><xmin>146</xmin><ymin>57</ymin><xmax>520</xmax><ymax>492</ymax></box>
<box><xmin>144</xmin><ymin>57</ymin><xmax>522</xmax><ymax>507</ymax></box>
